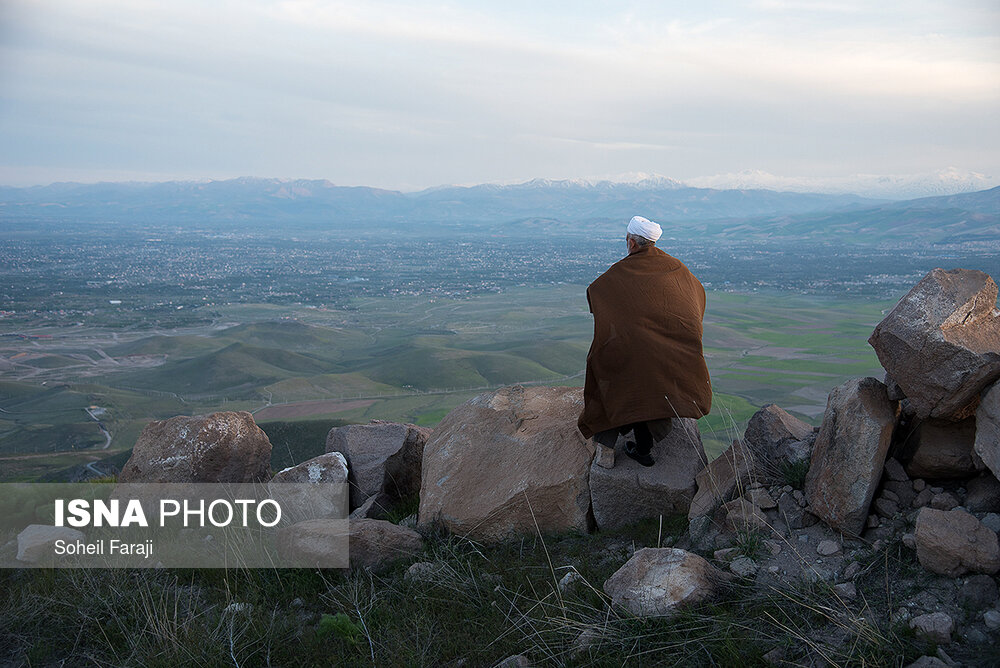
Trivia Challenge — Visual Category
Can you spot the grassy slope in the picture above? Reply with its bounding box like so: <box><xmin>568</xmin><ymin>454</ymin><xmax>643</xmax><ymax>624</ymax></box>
<box><xmin>0</xmin><ymin>286</ymin><xmax>892</xmax><ymax>480</ymax></box>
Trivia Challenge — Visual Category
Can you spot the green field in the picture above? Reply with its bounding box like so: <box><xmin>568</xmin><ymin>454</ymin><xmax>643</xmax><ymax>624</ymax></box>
<box><xmin>0</xmin><ymin>286</ymin><xmax>892</xmax><ymax>479</ymax></box>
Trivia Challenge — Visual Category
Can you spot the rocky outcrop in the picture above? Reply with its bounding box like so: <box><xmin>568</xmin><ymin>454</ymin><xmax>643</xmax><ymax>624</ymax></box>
<box><xmin>326</xmin><ymin>420</ymin><xmax>430</xmax><ymax>510</ymax></box>
<box><xmin>914</xmin><ymin>507</ymin><xmax>1000</xmax><ymax>577</ymax></box>
<box><xmin>418</xmin><ymin>385</ymin><xmax>594</xmax><ymax>539</ymax></box>
<box><xmin>975</xmin><ymin>381</ymin><xmax>1000</xmax><ymax>481</ymax></box>
<box><xmin>603</xmin><ymin>547</ymin><xmax>729</xmax><ymax>617</ymax></box>
<box><xmin>589</xmin><ymin>418</ymin><xmax>706</xmax><ymax>530</ymax></box>
<box><xmin>904</xmin><ymin>417</ymin><xmax>981</xmax><ymax>479</ymax></box>
<box><xmin>868</xmin><ymin>268</ymin><xmax>1000</xmax><ymax>421</ymax></box>
<box><xmin>804</xmin><ymin>378</ymin><xmax>898</xmax><ymax>535</ymax></box>
<box><xmin>119</xmin><ymin>411</ymin><xmax>272</xmax><ymax>483</ymax></box>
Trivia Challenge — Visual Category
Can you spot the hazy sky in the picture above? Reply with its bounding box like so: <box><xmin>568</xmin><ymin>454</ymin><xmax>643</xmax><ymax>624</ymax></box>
<box><xmin>1</xmin><ymin>0</ymin><xmax>998</xmax><ymax>189</ymax></box>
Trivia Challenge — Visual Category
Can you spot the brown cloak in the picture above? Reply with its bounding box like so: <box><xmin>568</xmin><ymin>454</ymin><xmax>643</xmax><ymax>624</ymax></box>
<box><xmin>577</xmin><ymin>245</ymin><xmax>712</xmax><ymax>438</ymax></box>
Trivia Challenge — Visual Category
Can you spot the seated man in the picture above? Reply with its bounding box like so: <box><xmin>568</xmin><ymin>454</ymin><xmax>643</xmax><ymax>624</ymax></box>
<box><xmin>578</xmin><ymin>215</ymin><xmax>712</xmax><ymax>466</ymax></box>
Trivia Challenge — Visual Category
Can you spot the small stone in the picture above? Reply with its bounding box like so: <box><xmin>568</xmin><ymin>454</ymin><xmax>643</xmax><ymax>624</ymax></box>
<box><xmin>816</xmin><ymin>540</ymin><xmax>841</xmax><ymax>556</ymax></box>
<box><xmin>730</xmin><ymin>556</ymin><xmax>759</xmax><ymax>578</ymax></box>
<box><xmin>905</xmin><ymin>658</ymin><xmax>949</xmax><ymax>668</ymax></box>
<box><xmin>872</xmin><ymin>539</ymin><xmax>885</xmax><ymax>552</ymax></box>
<box><xmin>558</xmin><ymin>570</ymin><xmax>583</xmax><ymax>593</ymax></box>
<box><xmin>930</xmin><ymin>486</ymin><xmax>944</xmax><ymax>495</ymax></box>
<box><xmin>843</xmin><ymin>562</ymin><xmax>862</xmax><ymax>580</ymax></box>
<box><xmin>763</xmin><ymin>539</ymin><xmax>782</xmax><ymax>557</ymax></box>
<box><xmin>833</xmin><ymin>582</ymin><xmax>857</xmax><ymax>600</ymax></box>
<box><xmin>571</xmin><ymin>628</ymin><xmax>601</xmax><ymax>656</ymax></box>
<box><xmin>884</xmin><ymin>458</ymin><xmax>909</xmax><ymax>482</ymax></box>
<box><xmin>762</xmin><ymin>647</ymin><xmax>786</xmax><ymax>665</ymax></box>
<box><xmin>798</xmin><ymin>534</ymin><xmax>810</xmax><ymax>543</ymax></box>
<box><xmin>930</xmin><ymin>493</ymin><xmax>959</xmax><ymax>511</ymax></box>
<box><xmin>881</xmin><ymin>489</ymin><xmax>900</xmax><ymax>503</ymax></box>
<box><xmin>594</xmin><ymin>444</ymin><xmax>615</xmax><ymax>469</ymax></box>
<box><xmin>982</xmin><ymin>513</ymin><xmax>1000</xmax><ymax>533</ymax></box>
<box><xmin>913</xmin><ymin>479</ymin><xmax>927</xmax><ymax>492</ymax></box>
<box><xmin>902</xmin><ymin>533</ymin><xmax>917</xmax><ymax>549</ymax></box>
<box><xmin>748</xmin><ymin>487</ymin><xmax>777</xmax><ymax>510</ymax></box>
<box><xmin>874</xmin><ymin>498</ymin><xmax>900</xmax><ymax>518</ymax></box>
<box><xmin>767</xmin><ymin>565</ymin><xmax>780</xmax><ymax>575</ymax></box>
<box><xmin>405</xmin><ymin>561</ymin><xmax>445</xmax><ymax>582</ymax></box>
<box><xmin>912</xmin><ymin>489</ymin><xmax>934</xmax><ymax>508</ymax></box>
<box><xmin>782</xmin><ymin>485</ymin><xmax>793</xmax><ymax>494</ymax></box>
<box><xmin>909</xmin><ymin>612</ymin><xmax>954</xmax><ymax>644</ymax></box>
<box><xmin>958</xmin><ymin>574</ymin><xmax>999</xmax><ymax>610</ymax></box>
<box><xmin>714</xmin><ymin>548</ymin><xmax>740</xmax><ymax>562</ymax></box>
<box><xmin>984</xmin><ymin>609</ymin><xmax>1000</xmax><ymax>630</ymax></box>
<box><xmin>793</xmin><ymin>490</ymin><xmax>806</xmax><ymax>507</ymax></box>
<box><xmin>494</xmin><ymin>655</ymin><xmax>531</xmax><ymax>668</ymax></box>
<box><xmin>867</xmin><ymin>514</ymin><xmax>881</xmax><ymax>529</ymax></box>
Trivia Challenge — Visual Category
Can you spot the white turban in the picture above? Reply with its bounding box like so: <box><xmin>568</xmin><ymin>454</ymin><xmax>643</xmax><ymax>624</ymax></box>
<box><xmin>627</xmin><ymin>215</ymin><xmax>662</xmax><ymax>242</ymax></box>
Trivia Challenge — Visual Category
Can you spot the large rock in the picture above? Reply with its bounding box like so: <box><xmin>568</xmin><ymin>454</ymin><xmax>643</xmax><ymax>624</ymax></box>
<box><xmin>275</xmin><ymin>518</ymin><xmax>422</xmax><ymax>571</ymax></box>
<box><xmin>975</xmin><ymin>382</ymin><xmax>1000</xmax><ymax>481</ymax></box>
<box><xmin>744</xmin><ymin>403</ymin><xmax>814</xmax><ymax>469</ymax></box>
<box><xmin>270</xmin><ymin>452</ymin><xmax>350</xmax><ymax>520</ymax></box>
<box><xmin>868</xmin><ymin>268</ymin><xmax>1000</xmax><ymax>421</ymax></box>
<box><xmin>589</xmin><ymin>418</ymin><xmax>706</xmax><ymax>530</ymax></box>
<box><xmin>914</xmin><ymin>507</ymin><xmax>1000</xmax><ymax>577</ymax></box>
<box><xmin>904</xmin><ymin>417</ymin><xmax>981</xmax><ymax>479</ymax></box>
<box><xmin>804</xmin><ymin>378</ymin><xmax>898</xmax><ymax>536</ymax></box>
<box><xmin>326</xmin><ymin>420</ymin><xmax>430</xmax><ymax>509</ymax></box>
<box><xmin>347</xmin><ymin>518</ymin><xmax>424</xmax><ymax>571</ymax></box>
<box><xmin>17</xmin><ymin>525</ymin><xmax>86</xmax><ymax>564</ymax></box>
<box><xmin>418</xmin><ymin>385</ymin><xmax>594</xmax><ymax>540</ymax></box>
<box><xmin>603</xmin><ymin>547</ymin><xmax>728</xmax><ymax>617</ymax></box>
<box><xmin>272</xmin><ymin>452</ymin><xmax>349</xmax><ymax>485</ymax></box>
<box><xmin>688</xmin><ymin>439</ymin><xmax>756</xmax><ymax>520</ymax></box>
<box><xmin>119</xmin><ymin>411</ymin><xmax>271</xmax><ymax>483</ymax></box>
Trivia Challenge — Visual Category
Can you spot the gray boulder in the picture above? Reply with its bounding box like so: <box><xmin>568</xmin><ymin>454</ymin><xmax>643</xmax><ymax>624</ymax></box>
<box><xmin>269</xmin><ymin>452</ymin><xmax>350</xmax><ymax>520</ymax></box>
<box><xmin>975</xmin><ymin>381</ymin><xmax>1000</xmax><ymax>481</ymax></box>
<box><xmin>589</xmin><ymin>418</ymin><xmax>706</xmax><ymax>530</ymax></box>
<box><xmin>326</xmin><ymin>420</ymin><xmax>430</xmax><ymax>509</ymax></box>
<box><xmin>271</xmin><ymin>452</ymin><xmax>348</xmax><ymax>485</ymax></box>
<box><xmin>804</xmin><ymin>378</ymin><xmax>899</xmax><ymax>536</ymax></box>
<box><xmin>120</xmin><ymin>411</ymin><xmax>272</xmax><ymax>483</ymax></box>
<box><xmin>868</xmin><ymin>268</ymin><xmax>1000</xmax><ymax>421</ymax></box>
<box><xmin>603</xmin><ymin>547</ymin><xmax>729</xmax><ymax>617</ymax></box>
<box><xmin>744</xmin><ymin>403</ymin><xmax>815</xmax><ymax>470</ymax></box>
<box><xmin>418</xmin><ymin>385</ymin><xmax>594</xmax><ymax>539</ymax></box>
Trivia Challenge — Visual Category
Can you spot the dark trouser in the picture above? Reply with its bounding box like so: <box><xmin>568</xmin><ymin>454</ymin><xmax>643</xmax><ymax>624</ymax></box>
<box><xmin>592</xmin><ymin>418</ymin><xmax>673</xmax><ymax>455</ymax></box>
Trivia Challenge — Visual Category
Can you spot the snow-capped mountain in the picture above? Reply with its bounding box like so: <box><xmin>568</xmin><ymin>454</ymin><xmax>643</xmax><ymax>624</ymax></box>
<box><xmin>685</xmin><ymin>168</ymin><xmax>997</xmax><ymax>200</ymax></box>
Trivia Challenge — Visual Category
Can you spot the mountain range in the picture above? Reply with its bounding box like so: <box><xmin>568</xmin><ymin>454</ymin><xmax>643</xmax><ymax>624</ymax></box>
<box><xmin>1</xmin><ymin>176</ymin><xmax>997</xmax><ymax>244</ymax></box>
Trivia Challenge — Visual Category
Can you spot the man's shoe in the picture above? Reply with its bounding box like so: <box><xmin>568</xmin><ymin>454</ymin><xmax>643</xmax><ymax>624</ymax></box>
<box><xmin>623</xmin><ymin>440</ymin><xmax>655</xmax><ymax>467</ymax></box>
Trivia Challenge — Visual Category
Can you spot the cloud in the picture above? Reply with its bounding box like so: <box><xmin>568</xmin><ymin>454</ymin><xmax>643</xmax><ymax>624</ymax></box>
<box><xmin>0</xmin><ymin>0</ymin><xmax>997</xmax><ymax>187</ymax></box>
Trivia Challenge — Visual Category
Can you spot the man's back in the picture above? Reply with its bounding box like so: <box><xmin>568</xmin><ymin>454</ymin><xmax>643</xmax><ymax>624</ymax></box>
<box><xmin>577</xmin><ymin>244</ymin><xmax>712</xmax><ymax>439</ymax></box>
